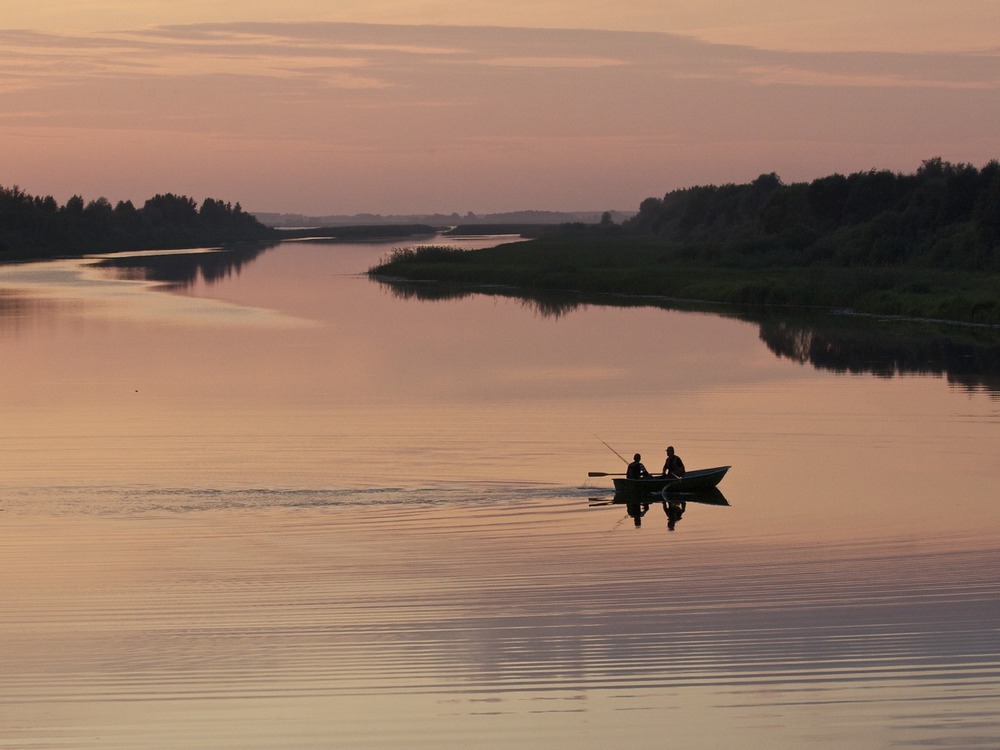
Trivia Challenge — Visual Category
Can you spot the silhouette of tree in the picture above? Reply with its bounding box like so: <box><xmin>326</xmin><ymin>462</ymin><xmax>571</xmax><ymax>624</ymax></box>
<box><xmin>0</xmin><ymin>186</ymin><xmax>276</xmax><ymax>261</ymax></box>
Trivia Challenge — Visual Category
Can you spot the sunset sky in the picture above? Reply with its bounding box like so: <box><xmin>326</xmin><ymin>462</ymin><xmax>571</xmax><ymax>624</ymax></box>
<box><xmin>3</xmin><ymin>2</ymin><xmax>999</xmax><ymax>215</ymax></box>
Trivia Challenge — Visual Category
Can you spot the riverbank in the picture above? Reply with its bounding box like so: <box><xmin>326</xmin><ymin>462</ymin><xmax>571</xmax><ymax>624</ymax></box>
<box><xmin>368</xmin><ymin>234</ymin><xmax>1000</xmax><ymax>326</ymax></box>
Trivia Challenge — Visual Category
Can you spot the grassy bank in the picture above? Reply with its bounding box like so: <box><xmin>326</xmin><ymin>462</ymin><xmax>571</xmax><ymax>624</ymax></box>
<box><xmin>371</xmin><ymin>159</ymin><xmax>1000</xmax><ymax>326</ymax></box>
<box><xmin>368</xmin><ymin>235</ymin><xmax>1000</xmax><ymax>326</ymax></box>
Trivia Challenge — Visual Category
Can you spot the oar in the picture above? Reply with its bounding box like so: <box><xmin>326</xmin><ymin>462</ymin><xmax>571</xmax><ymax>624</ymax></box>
<box><xmin>588</xmin><ymin>471</ymin><xmax>626</xmax><ymax>477</ymax></box>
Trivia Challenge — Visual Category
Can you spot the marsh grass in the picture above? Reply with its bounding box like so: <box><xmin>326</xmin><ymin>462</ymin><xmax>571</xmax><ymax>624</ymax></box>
<box><xmin>369</xmin><ymin>236</ymin><xmax>1000</xmax><ymax>325</ymax></box>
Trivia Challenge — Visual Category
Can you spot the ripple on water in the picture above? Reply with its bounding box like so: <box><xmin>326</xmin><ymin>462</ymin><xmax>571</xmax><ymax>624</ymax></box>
<box><xmin>0</xmin><ymin>494</ymin><xmax>997</xmax><ymax>749</ymax></box>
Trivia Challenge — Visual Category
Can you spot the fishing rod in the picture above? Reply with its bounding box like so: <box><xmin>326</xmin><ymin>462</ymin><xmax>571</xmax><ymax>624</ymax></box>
<box><xmin>594</xmin><ymin>435</ymin><xmax>629</xmax><ymax>465</ymax></box>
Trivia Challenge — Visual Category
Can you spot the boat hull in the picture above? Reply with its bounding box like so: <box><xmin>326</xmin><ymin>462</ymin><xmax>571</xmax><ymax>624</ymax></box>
<box><xmin>612</xmin><ymin>466</ymin><xmax>730</xmax><ymax>496</ymax></box>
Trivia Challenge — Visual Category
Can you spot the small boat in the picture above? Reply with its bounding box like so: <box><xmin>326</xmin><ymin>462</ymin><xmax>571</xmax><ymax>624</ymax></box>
<box><xmin>612</xmin><ymin>466</ymin><xmax>730</xmax><ymax>496</ymax></box>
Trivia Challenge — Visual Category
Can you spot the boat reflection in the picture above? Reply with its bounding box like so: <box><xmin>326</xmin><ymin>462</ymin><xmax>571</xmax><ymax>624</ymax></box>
<box><xmin>590</xmin><ymin>487</ymin><xmax>730</xmax><ymax>531</ymax></box>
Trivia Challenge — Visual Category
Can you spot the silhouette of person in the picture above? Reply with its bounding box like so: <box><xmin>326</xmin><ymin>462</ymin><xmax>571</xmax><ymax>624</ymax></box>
<box><xmin>662</xmin><ymin>446</ymin><xmax>686</xmax><ymax>478</ymax></box>
<box><xmin>627</xmin><ymin>453</ymin><xmax>650</xmax><ymax>479</ymax></box>
<box><xmin>663</xmin><ymin>499</ymin><xmax>686</xmax><ymax>531</ymax></box>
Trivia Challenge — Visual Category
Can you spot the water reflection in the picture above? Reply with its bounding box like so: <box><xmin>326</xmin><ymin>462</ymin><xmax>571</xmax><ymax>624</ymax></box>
<box><xmin>591</xmin><ymin>488</ymin><xmax>730</xmax><ymax>531</ymax></box>
<box><xmin>6</xmin><ymin>243</ymin><xmax>999</xmax><ymax>394</ymax></box>
<box><xmin>623</xmin><ymin>497</ymin><xmax>688</xmax><ymax>529</ymax></box>
<box><xmin>663</xmin><ymin>498</ymin><xmax>685</xmax><ymax>530</ymax></box>
<box><xmin>381</xmin><ymin>280</ymin><xmax>585</xmax><ymax>318</ymax></box>
<box><xmin>0</xmin><ymin>289</ymin><xmax>42</xmax><ymax>318</ymax></box>
<box><xmin>758</xmin><ymin>314</ymin><xmax>1000</xmax><ymax>394</ymax></box>
<box><xmin>0</xmin><ymin>287</ymin><xmax>82</xmax><ymax>335</ymax></box>
<box><xmin>2</xmin><ymin>241</ymin><xmax>998</xmax><ymax>750</ymax></box>
<box><xmin>376</xmin><ymin>279</ymin><xmax>1000</xmax><ymax>395</ymax></box>
<box><xmin>91</xmin><ymin>242</ymin><xmax>277</xmax><ymax>288</ymax></box>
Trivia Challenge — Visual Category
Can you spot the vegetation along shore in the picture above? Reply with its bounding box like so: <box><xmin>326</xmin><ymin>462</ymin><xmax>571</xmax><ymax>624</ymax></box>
<box><xmin>0</xmin><ymin>188</ymin><xmax>441</xmax><ymax>262</ymax></box>
<box><xmin>0</xmin><ymin>189</ymin><xmax>278</xmax><ymax>260</ymax></box>
<box><xmin>369</xmin><ymin>159</ymin><xmax>1000</xmax><ymax>326</ymax></box>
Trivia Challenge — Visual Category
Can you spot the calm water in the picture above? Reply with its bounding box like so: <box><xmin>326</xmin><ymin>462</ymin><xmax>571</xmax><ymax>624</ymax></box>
<box><xmin>1</xmin><ymin>237</ymin><xmax>998</xmax><ymax>749</ymax></box>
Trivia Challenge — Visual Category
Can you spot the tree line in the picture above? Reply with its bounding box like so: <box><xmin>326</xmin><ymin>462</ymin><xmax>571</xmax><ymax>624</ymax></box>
<box><xmin>0</xmin><ymin>187</ymin><xmax>276</xmax><ymax>261</ymax></box>
<box><xmin>623</xmin><ymin>158</ymin><xmax>1000</xmax><ymax>272</ymax></box>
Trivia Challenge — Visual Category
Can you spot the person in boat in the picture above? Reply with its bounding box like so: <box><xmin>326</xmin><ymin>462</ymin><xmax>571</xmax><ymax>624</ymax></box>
<box><xmin>662</xmin><ymin>446</ymin><xmax>685</xmax><ymax>478</ymax></box>
<box><xmin>626</xmin><ymin>453</ymin><xmax>651</xmax><ymax>479</ymax></box>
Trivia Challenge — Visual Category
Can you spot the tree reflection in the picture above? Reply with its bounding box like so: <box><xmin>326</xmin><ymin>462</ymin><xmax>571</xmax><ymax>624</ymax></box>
<box><xmin>91</xmin><ymin>242</ymin><xmax>277</xmax><ymax>289</ymax></box>
<box><xmin>0</xmin><ymin>291</ymin><xmax>59</xmax><ymax>335</ymax></box>
<box><xmin>756</xmin><ymin>314</ymin><xmax>1000</xmax><ymax>394</ymax></box>
<box><xmin>375</xmin><ymin>278</ymin><xmax>1000</xmax><ymax>395</ymax></box>
<box><xmin>378</xmin><ymin>280</ymin><xmax>585</xmax><ymax>319</ymax></box>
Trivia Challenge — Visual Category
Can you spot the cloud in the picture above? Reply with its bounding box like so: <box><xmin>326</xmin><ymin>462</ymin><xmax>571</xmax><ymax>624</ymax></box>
<box><xmin>6</xmin><ymin>23</ymin><xmax>999</xmax><ymax>105</ymax></box>
<box><xmin>477</xmin><ymin>56</ymin><xmax>626</xmax><ymax>69</ymax></box>
<box><xmin>2</xmin><ymin>22</ymin><xmax>999</xmax><ymax>213</ymax></box>
<box><xmin>742</xmin><ymin>65</ymin><xmax>1000</xmax><ymax>90</ymax></box>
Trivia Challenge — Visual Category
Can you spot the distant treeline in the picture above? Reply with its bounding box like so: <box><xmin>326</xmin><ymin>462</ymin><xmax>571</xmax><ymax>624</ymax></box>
<box><xmin>0</xmin><ymin>186</ymin><xmax>277</xmax><ymax>261</ymax></box>
<box><xmin>444</xmin><ymin>224</ymin><xmax>555</xmax><ymax>237</ymax></box>
<box><xmin>624</xmin><ymin>158</ymin><xmax>1000</xmax><ymax>271</ymax></box>
<box><xmin>369</xmin><ymin>159</ymin><xmax>1000</xmax><ymax>324</ymax></box>
<box><xmin>277</xmin><ymin>224</ymin><xmax>440</xmax><ymax>241</ymax></box>
<box><xmin>256</xmin><ymin>209</ymin><xmax>635</xmax><ymax>229</ymax></box>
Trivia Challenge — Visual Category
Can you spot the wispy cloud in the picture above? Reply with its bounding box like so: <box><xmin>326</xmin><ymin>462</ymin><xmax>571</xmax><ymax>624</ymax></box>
<box><xmin>742</xmin><ymin>65</ymin><xmax>1000</xmax><ymax>90</ymax></box>
<box><xmin>5</xmin><ymin>23</ymin><xmax>998</xmax><ymax>102</ymax></box>
<box><xmin>477</xmin><ymin>56</ymin><xmax>626</xmax><ymax>69</ymax></box>
<box><xmin>2</xmin><ymin>22</ymin><xmax>999</xmax><ymax>212</ymax></box>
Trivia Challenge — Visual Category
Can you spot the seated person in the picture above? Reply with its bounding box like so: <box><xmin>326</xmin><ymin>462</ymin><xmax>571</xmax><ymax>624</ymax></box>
<box><xmin>662</xmin><ymin>446</ymin><xmax>685</xmax><ymax>477</ymax></box>
<box><xmin>626</xmin><ymin>453</ymin><xmax>651</xmax><ymax>479</ymax></box>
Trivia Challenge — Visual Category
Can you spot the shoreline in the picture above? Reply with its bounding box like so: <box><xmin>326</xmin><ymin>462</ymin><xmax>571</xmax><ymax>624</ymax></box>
<box><xmin>0</xmin><ymin>235</ymin><xmax>1000</xmax><ymax>331</ymax></box>
<box><xmin>371</xmin><ymin>272</ymin><xmax>1000</xmax><ymax>330</ymax></box>
<box><xmin>367</xmin><ymin>235</ymin><xmax>1000</xmax><ymax>327</ymax></box>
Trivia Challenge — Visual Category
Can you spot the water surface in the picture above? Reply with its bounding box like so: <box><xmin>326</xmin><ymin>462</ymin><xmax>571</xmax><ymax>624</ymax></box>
<box><xmin>1</xmin><ymin>237</ymin><xmax>997</xmax><ymax>749</ymax></box>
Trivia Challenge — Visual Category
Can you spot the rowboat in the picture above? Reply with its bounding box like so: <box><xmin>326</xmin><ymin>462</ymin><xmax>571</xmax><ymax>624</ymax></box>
<box><xmin>612</xmin><ymin>466</ymin><xmax>730</xmax><ymax>496</ymax></box>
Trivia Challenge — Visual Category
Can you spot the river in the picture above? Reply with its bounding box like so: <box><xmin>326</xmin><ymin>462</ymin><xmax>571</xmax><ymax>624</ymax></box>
<box><xmin>1</xmin><ymin>236</ymin><xmax>997</xmax><ymax>749</ymax></box>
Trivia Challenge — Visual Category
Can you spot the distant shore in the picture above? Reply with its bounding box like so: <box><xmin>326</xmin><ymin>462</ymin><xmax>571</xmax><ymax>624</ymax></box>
<box><xmin>368</xmin><ymin>235</ymin><xmax>1000</xmax><ymax>327</ymax></box>
<box><xmin>369</xmin><ymin>159</ymin><xmax>1000</xmax><ymax>327</ymax></box>
<box><xmin>0</xmin><ymin>184</ymin><xmax>480</xmax><ymax>264</ymax></box>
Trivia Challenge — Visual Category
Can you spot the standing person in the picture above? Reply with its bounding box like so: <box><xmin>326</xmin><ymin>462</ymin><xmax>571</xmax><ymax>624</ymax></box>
<box><xmin>627</xmin><ymin>453</ymin><xmax>650</xmax><ymax>479</ymax></box>
<box><xmin>662</xmin><ymin>446</ymin><xmax>685</xmax><ymax>478</ymax></box>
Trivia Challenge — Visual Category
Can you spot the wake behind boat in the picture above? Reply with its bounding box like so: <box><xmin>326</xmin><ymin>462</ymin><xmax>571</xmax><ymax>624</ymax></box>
<box><xmin>612</xmin><ymin>466</ymin><xmax>730</xmax><ymax>497</ymax></box>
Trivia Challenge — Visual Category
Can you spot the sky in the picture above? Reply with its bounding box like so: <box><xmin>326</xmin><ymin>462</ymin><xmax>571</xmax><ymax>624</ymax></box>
<box><xmin>2</xmin><ymin>2</ymin><xmax>999</xmax><ymax>215</ymax></box>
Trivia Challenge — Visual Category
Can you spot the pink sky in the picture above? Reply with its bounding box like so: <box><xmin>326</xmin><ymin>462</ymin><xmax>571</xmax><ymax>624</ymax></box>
<box><xmin>2</xmin><ymin>2</ymin><xmax>999</xmax><ymax>215</ymax></box>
